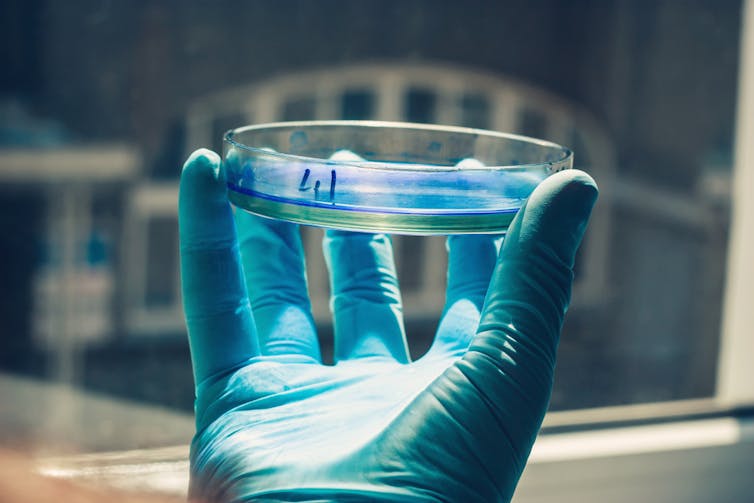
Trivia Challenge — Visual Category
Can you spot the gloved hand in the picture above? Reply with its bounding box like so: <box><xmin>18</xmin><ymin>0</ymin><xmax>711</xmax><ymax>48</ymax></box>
<box><xmin>179</xmin><ymin>148</ymin><xmax>597</xmax><ymax>502</ymax></box>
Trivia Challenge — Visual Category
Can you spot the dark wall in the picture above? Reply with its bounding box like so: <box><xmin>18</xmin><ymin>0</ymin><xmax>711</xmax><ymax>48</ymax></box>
<box><xmin>6</xmin><ymin>0</ymin><xmax>738</xmax><ymax>187</ymax></box>
<box><xmin>0</xmin><ymin>191</ymin><xmax>44</xmax><ymax>373</ymax></box>
<box><xmin>0</xmin><ymin>0</ymin><xmax>43</xmax><ymax>97</ymax></box>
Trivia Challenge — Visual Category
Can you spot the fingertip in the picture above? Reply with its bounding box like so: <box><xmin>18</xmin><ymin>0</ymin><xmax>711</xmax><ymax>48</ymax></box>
<box><xmin>541</xmin><ymin>169</ymin><xmax>598</xmax><ymax>204</ymax></box>
<box><xmin>567</xmin><ymin>168</ymin><xmax>598</xmax><ymax>191</ymax></box>
<box><xmin>505</xmin><ymin>169</ymin><xmax>598</xmax><ymax>269</ymax></box>
<box><xmin>524</xmin><ymin>170</ymin><xmax>598</xmax><ymax>224</ymax></box>
<box><xmin>330</xmin><ymin>149</ymin><xmax>364</xmax><ymax>162</ymax></box>
<box><xmin>179</xmin><ymin>148</ymin><xmax>236</xmax><ymax>247</ymax></box>
<box><xmin>554</xmin><ymin>169</ymin><xmax>599</xmax><ymax>219</ymax></box>
<box><xmin>180</xmin><ymin>149</ymin><xmax>226</xmax><ymax>207</ymax></box>
<box><xmin>182</xmin><ymin>148</ymin><xmax>222</xmax><ymax>185</ymax></box>
<box><xmin>455</xmin><ymin>157</ymin><xmax>485</xmax><ymax>169</ymax></box>
<box><xmin>183</xmin><ymin>148</ymin><xmax>221</xmax><ymax>173</ymax></box>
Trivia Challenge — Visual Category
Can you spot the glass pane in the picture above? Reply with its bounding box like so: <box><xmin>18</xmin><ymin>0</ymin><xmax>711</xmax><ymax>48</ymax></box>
<box><xmin>404</xmin><ymin>87</ymin><xmax>436</xmax><ymax>123</ymax></box>
<box><xmin>340</xmin><ymin>89</ymin><xmax>375</xmax><ymax>119</ymax></box>
<box><xmin>517</xmin><ymin>107</ymin><xmax>547</xmax><ymax>139</ymax></box>
<box><xmin>569</xmin><ymin>126</ymin><xmax>591</xmax><ymax>168</ymax></box>
<box><xmin>460</xmin><ymin>93</ymin><xmax>491</xmax><ymax>129</ymax></box>
<box><xmin>281</xmin><ymin>95</ymin><xmax>316</xmax><ymax>121</ymax></box>
<box><xmin>144</xmin><ymin>216</ymin><xmax>178</xmax><ymax>308</ymax></box>
<box><xmin>394</xmin><ymin>235</ymin><xmax>426</xmax><ymax>292</ymax></box>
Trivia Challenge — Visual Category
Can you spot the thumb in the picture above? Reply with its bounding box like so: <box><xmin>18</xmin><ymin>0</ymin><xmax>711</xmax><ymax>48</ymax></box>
<box><xmin>477</xmin><ymin>168</ymin><xmax>598</xmax><ymax>350</ymax></box>
<box><xmin>440</xmin><ymin>169</ymin><xmax>597</xmax><ymax>495</ymax></box>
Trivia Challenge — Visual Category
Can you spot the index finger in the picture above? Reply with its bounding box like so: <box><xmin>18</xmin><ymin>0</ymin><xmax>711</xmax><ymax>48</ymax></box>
<box><xmin>179</xmin><ymin>149</ymin><xmax>259</xmax><ymax>386</ymax></box>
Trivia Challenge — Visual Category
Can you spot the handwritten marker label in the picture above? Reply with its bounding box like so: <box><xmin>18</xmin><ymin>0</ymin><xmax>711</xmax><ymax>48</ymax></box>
<box><xmin>299</xmin><ymin>168</ymin><xmax>337</xmax><ymax>202</ymax></box>
<box><xmin>329</xmin><ymin>170</ymin><xmax>336</xmax><ymax>201</ymax></box>
<box><xmin>298</xmin><ymin>169</ymin><xmax>312</xmax><ymax>191</ymax></box>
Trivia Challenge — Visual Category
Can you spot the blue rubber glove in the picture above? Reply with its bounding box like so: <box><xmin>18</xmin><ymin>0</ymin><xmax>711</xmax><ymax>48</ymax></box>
<box><xmin>179</xmin><ymin>148</ymin><xmax>597</xmax><ymax>502</ymax></box>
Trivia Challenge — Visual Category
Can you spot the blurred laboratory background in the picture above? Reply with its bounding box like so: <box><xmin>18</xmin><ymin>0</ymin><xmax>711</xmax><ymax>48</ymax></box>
<box><xmin>1</xmin><ymin>0</ymin><xmax>753</xmax><ymax>500</ymax></box>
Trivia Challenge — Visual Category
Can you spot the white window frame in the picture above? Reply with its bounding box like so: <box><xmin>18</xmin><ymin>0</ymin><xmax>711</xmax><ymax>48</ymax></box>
<box><xmin>717</xmin><ymin>0</ymin><xmax>754</xmax><ymax>407</ymax></box>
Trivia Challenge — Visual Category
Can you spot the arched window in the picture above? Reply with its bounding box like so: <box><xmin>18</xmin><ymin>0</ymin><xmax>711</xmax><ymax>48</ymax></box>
<box><xmin>188</xmin><ymin>62</ymin><xmax>615</xmax><ymax>321</ymax></box>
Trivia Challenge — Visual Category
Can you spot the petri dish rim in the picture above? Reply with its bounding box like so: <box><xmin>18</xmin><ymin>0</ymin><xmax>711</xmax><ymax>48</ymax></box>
<box><xmin>223</xmin><ymin>120</ymin><xmax>573</xmax><ymax>173</ymax></box>
<box><xmin>222</xmin><ymin>120</ymin><xmax>574</xmax><ymax>234</ymax></box>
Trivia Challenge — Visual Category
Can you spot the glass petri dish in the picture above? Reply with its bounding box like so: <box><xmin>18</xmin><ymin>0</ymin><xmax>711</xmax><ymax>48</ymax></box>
<box><xmin>223</xmin><ymin>121</ymin><xmax>572</xmax><ymax>235</ymax></box>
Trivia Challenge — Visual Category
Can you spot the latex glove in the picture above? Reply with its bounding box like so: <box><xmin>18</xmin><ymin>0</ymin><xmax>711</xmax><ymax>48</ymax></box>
<box><xmin>179</xmin><ymin>148</ymin><xmax>597</xmax><ymax>502</ymax></box>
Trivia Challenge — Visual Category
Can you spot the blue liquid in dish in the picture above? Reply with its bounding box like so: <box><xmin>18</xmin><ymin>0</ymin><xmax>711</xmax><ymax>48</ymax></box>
<box><xmin>226</xmin><ymin>155</ymin><xmax>549</xmax><ymax>234</ymax></box>
<box><xmin>223</xmin><ymin>122</ymin><xmax>571</xmax><ymax>234</ymax></box>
